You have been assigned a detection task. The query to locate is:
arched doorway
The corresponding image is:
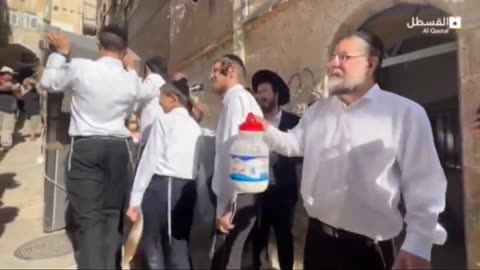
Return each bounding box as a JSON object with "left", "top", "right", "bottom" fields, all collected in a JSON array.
[{"left": 355, "top": 3, "right": 465, "bottom": 269}]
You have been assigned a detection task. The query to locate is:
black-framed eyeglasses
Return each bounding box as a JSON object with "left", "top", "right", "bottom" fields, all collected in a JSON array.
[{"left": 329, "top": 53, "right": 367, "bottom": 62}]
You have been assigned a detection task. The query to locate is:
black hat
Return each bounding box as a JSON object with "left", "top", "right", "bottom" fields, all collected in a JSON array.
[
  {"left": 172, "top": 77, "right": 190, "bottom": 98},
  {"left": 251, "top": 70, "right": 290, "bottom": 106}
]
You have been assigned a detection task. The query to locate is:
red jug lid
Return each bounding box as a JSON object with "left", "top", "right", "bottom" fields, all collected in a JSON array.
[{"left": 239, "top": 113, "right": 264, "bottom": 132}]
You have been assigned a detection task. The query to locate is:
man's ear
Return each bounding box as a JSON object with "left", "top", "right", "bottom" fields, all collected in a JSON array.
[
  {"left": 120, "top": 49, "right": 128, "bottom": 59},
  {"left": 228, "top": 66, "right": 235, "bottom": 79},
  {"left": 369, "top": 57, "right": 379, "bottom": 69}
]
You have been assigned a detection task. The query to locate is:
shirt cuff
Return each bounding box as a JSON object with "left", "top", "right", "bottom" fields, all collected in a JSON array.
[
  {"left": 129, "top": 192, "right": 143, "bottom": 208},
  {"left": 46, "top": 53, "right": 67, "bottom": 68},
  {"left": 400, "top": 231, "right": 434, "bottom": 261},
  {"left": 263, "top": 124, "right": 277, "bottom": 143},
  {"left": 215, "top": 193, "right": 232, "bottom": 219}
]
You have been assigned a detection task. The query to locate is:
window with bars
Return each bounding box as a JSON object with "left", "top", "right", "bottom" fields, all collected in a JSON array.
[
  {"left": 23, "top": 14, "right": 30, "bottom": 28},
  {"left": 29, "top": 15, "right": 37, "bottom": 29},
  {"left": 9, "top": 11, "right": 18, "bottom": 26},
  {"left": 425, "top": 98, "right": 462, "bottom": 171}
]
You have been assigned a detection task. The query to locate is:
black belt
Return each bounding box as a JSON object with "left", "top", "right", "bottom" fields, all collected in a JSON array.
[
  {"left": 153, "top": 175, "right": 192, "bottom": 182},
  {"left": 312, "top": 218, "right": 377, "bottom": 241},
  {"left": 72, "top": 135, "right": 129, "bottom": 141}
]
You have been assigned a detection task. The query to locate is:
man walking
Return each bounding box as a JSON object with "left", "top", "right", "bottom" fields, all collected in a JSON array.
[
  {"left": 251, "top": 69, "right": 300, "bottom": 270},
  {"left": 127, "top": 83, "right": 201, "bottom": 269},
  {"left": 255, "top": 31, "right": 447, "bottom": 270},
  {"left": 40, "top": 24, "right": 158, "bottom": 269},
  {"left": 209, "top": 54, "right": 263, "bottom": 269},
  {"left": 0, "top": 66, "right": 20, "bottom": 151}
]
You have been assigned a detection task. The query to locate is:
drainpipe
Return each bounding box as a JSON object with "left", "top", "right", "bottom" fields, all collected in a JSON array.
[{"left": 232, "top": 0, "right": 246, "bottom": 65}]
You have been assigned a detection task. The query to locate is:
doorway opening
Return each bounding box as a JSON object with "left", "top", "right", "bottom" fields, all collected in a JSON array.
[{"left": 359, "top": 4, "right": 465, "bottom": 269}]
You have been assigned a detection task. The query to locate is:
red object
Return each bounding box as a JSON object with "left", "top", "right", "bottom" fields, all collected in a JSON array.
[{"left": 239, "top": 113, "right": 264, "bottom": 132}]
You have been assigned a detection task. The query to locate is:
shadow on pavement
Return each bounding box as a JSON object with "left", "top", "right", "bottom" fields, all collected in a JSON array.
[
  {"left": 0, "top": 173, "right": 20, "bottom": 239},
  {"left": 0, "top": 206, "right": 19, "bottom": 238}
]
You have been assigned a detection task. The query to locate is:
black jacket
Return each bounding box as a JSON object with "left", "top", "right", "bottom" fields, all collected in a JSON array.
[{"left": 270, "top": 110, "right": 301, "bottom": 201}]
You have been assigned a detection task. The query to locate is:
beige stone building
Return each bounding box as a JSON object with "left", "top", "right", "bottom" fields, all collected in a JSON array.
[
  {"left": 0, "top": 0, "right": 98, "bottom": 61},
  {"left": 98, "top": 0, "right": 480, "bottom": 268}
]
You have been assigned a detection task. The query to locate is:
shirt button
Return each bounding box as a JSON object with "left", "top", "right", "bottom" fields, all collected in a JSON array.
[
  {"left": 307, "top": 196, "right": 314, "bottom": 205},
  {"left": 345, "top": 144, "right": 352, "bottom": 152}
]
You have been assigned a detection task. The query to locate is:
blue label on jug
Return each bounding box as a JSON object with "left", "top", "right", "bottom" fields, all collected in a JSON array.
[{"left": 230, "top": 155, "right": 269, "bottom": 182}]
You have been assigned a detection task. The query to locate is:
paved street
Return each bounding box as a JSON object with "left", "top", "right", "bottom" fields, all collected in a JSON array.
[{"left": 0, "top": 138, "right": 75, "bottom": 269}]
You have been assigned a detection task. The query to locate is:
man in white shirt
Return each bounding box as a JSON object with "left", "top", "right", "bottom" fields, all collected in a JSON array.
[
  {"left": 136, "top": 56, "right": 167, "bottom": 153},
  {"left": 127, "top": 83, "right": 201, "bottom": 269},
  {"left": 209, "top": 54, "right": 263, "bottom": 269},
  {"left": 40, "top": 24, "right": 158, "bottom": 269},
  {"left": 255, "top": 31, "right": 447, "bottom": 270}
]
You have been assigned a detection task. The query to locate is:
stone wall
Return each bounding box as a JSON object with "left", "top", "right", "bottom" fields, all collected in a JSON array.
[
  {"left": 126, "top": 1, "right": 170, "bottom": 62},
  {"left": 99, "top": 0, "right": 480, "bottom": 268},
  {"left": 169, "top": 0, "right": 233, "bottom": 68}
]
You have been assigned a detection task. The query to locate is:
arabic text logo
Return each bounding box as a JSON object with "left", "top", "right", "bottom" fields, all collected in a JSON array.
[{"left": 449, "top": 16, "right": 461, "bottom": 29}]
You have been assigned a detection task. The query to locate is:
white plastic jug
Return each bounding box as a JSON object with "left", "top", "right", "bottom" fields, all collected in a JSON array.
[{"left": 230, "top": 113, "right": 269, "bottom": 194}]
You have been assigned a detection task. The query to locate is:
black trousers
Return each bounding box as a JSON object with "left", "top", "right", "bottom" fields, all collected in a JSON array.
[
  {"left": 66, "top": 136, "right": 133, "bottom": 269},
  {"left": 303, "top": 218, "right": 396, "bottom": 270},
  {"left": 141, "top": 175, "right": 197, "bottom": 270},
  {"left": 252, "top": 185, "right": 297, "bottom": 270},
  {"left": 210, "top": 194, "right": 259, "bottom": 270}
]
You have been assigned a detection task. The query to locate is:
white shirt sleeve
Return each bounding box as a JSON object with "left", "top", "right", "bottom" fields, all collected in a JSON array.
[
  {"left": 263, "top": 108, "right": 310, "bottom": 157},
  {"left": 135, "top": 73, "right": 165, "bottom": 103},
  {"left": 213, "top": 96, "right": 258, "bottom": 218},
  {"left": 129, "top": 118, "right": 166, "bottom": 207},
  {"left": 397, "top": 105, "right": 447, "bottom": 261},
  {"left": 40, "top": 53, "right": 77, "bottom": 93}
]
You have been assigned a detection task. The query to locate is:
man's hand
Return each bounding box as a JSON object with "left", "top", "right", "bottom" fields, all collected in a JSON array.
[
  {"left": 216, "top": 212, "right": 235, "bottom": 234},
  {"left": 46, "top": 33, "right": 71, "bottom": 55},
  {"left": 253, "top": 115, "right": 270, "bottom": 130},
  {"left": 123, "top": 54, "right": 137, "bottom": 71},
  {"left": 192, "top": 101, "right": 205, "bottom": 123},
  {"left": 145, "top": 65, "right": 152, "bottom": 76},
  {"left": 126, "top": 207, "right": 140, "bottom": 223},
  {"left": 392, "top": 250, "right": 431, "bottom": 270}
]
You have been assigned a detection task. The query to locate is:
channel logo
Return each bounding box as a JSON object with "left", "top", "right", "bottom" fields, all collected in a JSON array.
[{"left": 449, "top": 16, "right": 462, "bottom": 29}]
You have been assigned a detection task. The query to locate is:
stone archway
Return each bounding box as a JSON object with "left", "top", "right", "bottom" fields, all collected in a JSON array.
[{"left": 325, "top": 0, "right": 454, "bottom": 55}]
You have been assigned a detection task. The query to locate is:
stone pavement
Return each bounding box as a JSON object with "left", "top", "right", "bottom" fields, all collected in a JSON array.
[{"left": 0, "top": 138, "right": 76, "bottom": 269}]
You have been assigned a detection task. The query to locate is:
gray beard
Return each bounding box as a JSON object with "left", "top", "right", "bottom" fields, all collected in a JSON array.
[
  {"left": 328, "top": 76, "right": 361, "bottom": 96},
  {"left": 330, "top": 87, "right": 354, "bottom": 96}
]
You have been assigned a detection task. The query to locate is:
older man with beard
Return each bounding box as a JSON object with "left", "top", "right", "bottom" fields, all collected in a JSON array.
[{"left": 254, "top": 30, "right": 447, "bottom": 270}]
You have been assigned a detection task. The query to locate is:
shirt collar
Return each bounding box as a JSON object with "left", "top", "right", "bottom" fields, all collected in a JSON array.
[
  {"left": 222, "top": 84, "right": 245, "bottom": 105},
  {"left": 336, "top": 83, "right": 381, "bottom": 109},
  {"left": 272, "top": 110, "right": 282, "bottom": 123},
  {"left": 97, "top": 56, "right": 124, "bottom": 68},
  {"left": 170, "top": 107, "right": 190, "bottom": 116},
  {"left": 363, "top": 83, "right": 381, "bottom": 101}
]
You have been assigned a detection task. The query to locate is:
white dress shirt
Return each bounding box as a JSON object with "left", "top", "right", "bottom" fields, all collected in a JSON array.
[
  {"left": 268, "top": 110, "right": 282, "bottom": 128},
  {"left": 40, "top": 53, "right": 158, "bottom": 137},
  {"left": 212, "top": 84, "right": 264, "bottom": 218},
  {"left": 263, "top": 84, "right": 447, "bottom": 261},
  {"left": 129, "top": 107, "right": 202, "bottom": 207},
  {"left": 136, "top": 74, "right": 166, "bottom": 145}
]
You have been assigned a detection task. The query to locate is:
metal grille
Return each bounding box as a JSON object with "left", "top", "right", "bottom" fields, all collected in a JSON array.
[
  {"left": 14, "top": 232, "right": 73, "bottom": 260},
  {"left": 426, "top": 98, "right": 461, "bottom": 171}
]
